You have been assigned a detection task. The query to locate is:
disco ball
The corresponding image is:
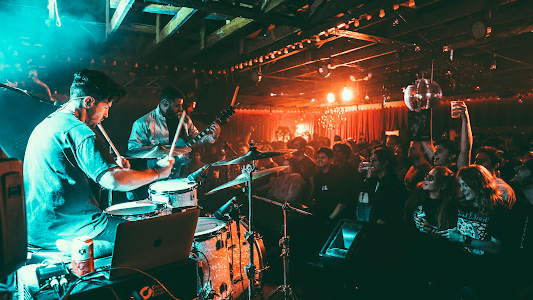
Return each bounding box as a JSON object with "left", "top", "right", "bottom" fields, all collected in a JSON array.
[{"left": 404, "top": 78, "right": 443, "bottom": 111}]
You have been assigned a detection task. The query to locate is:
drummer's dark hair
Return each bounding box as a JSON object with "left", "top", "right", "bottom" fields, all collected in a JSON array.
[
  {"left": 70, "top": 69, "right": 126, "bottom": 103},
  {"left": 161, "top": 86, "right": 185, "bottom": 103}
]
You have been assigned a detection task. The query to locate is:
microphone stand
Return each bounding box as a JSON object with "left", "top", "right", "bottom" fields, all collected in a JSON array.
[
  {"left": 220, "top": 137, "right": 238, "bottom": 157},
  {"left": 0, "top": 83, "right": 60, "bottom": 107}
]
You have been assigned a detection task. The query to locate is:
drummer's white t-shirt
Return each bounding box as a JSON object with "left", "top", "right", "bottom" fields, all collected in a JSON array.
[{"left": 24, "top": 112, "right": 117, "bottom": 250}]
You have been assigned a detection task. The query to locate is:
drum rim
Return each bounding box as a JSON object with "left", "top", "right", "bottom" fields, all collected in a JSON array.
[
  {"left": 149, "top": 179, "right": 197, "bottom": 193},
  {"left": 194, "top": 217, "right": 228, "bottom": 240}
]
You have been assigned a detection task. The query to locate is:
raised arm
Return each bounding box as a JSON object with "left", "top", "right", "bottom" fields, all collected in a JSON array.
[
  {"left": 457, "top": 102, "right": 473, "bottom": 169},
  {"left": 422, "top": 140, "right": 436, "bottom": 162}
]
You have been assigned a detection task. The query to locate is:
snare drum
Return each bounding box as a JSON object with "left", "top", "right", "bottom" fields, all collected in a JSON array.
[
  {"left": 149, "top": 178, "right": 198, "bottom": 208},
  {"left": 192, "top": 217, "right": 266, "bottom": 300},
  {"left": 104, "top": 200, "right": 170, "bottom": 221}
]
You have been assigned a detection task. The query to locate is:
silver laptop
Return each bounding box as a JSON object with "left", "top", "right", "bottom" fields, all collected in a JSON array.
[{"left": 96, "top": 209, "right": 200, "bottom": 280}]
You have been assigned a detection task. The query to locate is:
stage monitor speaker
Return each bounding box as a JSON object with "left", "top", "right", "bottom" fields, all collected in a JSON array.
[
  {"left": 0, "top": 158, "right": 27, "bottom": 279},
  {"left": 319, "top": 219, "right": 363, "bottom": 268},
  {"left": 319, "top": 220, "right": 408, "bottom": 269}
]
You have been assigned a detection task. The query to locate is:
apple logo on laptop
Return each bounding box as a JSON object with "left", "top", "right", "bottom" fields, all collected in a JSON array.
[{"left": 153, "top": 238, "right": 162, "bottom": 248}]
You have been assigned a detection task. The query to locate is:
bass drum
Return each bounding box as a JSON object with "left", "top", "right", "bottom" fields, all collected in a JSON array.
[
  {"left": 228, "top": 218, "right": 267, "bottom": 300},
  {"left": 192, "top": 217, "right": 266, "bottom": 300}
]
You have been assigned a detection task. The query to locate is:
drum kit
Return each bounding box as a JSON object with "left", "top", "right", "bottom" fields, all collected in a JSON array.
[{"left": 102, "top": 140, "right": 310, "bottom": 300}]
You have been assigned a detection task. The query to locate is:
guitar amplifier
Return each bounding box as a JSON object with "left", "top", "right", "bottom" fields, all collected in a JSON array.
[{"left": 68, "top": 258, "right": 197, "bottom": 300}]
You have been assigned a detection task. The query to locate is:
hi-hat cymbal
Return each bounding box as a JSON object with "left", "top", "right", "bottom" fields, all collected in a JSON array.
[
  {"left": 211, "top": 149, "right": 296, "bottom": 166},
  {"left": 125, "top": 144, "right": 191, "bottom": 159},
  {"left": 205, "top": 166, "right": 288, "bottom": 195}
]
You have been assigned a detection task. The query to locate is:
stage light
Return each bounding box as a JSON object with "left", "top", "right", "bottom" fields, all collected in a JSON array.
[
  {"left": 342, "top": 87, "right": 353, "bottom": 101},
  {"left": 317, "top": 62, "right": 330, "bottom": 77},
  {"left": 327, "top": 93, "right": 335, "bottom": 103}
]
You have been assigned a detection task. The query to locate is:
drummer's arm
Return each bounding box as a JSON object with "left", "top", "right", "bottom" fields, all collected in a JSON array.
[{"left": 99, "top": 157, "right": 174, "bottom": 191}]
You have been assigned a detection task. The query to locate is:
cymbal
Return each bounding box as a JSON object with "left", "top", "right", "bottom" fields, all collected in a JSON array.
[
  {"left": 205, "top": 166, "right": 288, "bottom": 195},
  {"left": 125, "top": 144, "right": 192, "bottom": 158},
  {"left": 211, "top": 149, "right": 296, "bottom": 166}
]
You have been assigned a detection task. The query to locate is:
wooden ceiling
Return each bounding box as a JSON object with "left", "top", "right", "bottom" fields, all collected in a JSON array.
[{"left": 3, "top": 0, "right": 533, "bottom": 111}]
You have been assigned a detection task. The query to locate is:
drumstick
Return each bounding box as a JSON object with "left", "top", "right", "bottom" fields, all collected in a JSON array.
[
  {"left": 97, "top": 123, "right": 123, "bottom": 167},
  {"left": 168, "top": 111, "right": 186, "bottom": 160}
]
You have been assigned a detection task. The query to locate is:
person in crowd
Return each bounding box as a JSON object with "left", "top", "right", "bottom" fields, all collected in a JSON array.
[
  {"left": 267, "top": 159, "right": 306, "bottom": 204},
  {"left": 332, "top": 141, "right": 358, "bottom": 176},
  {"left": 422, "top": 101, "right": 473, "bottom": 172},
  {"left": 313, "top": 147, "right": 352, "bottom": 222},
  {"left": 403, "top": 166, "right": 459, "bottom": 292},
  {"left": 440, "top": 165, "right": 510, "bottom": 298},
  {"left": 288, "top": 136, "right": 317, "bottom": 205},
  {"left": 128, "top": 86, "right": 220, "bottom": 178},
  {"left": 304, "top": 145, "right": 316, "bottom": 160},
  {"left": 506, "top": 153, "right": 533, "bottom": 298},
  {"left": 386, "top": 135, "right": 402, "bottom": 152},
  {"left": 256, "top": 144, "right": 279, "bottom": 170},
  {"left": 404, "top": 141, "right": 432, "bottom": 191},
  {"left": 393, "top": 142, "right": 410, "bottom": 181},
  {"left": 474, "top": 146, "right": 516, "bottom": 208},
  {"left": 358, "top": 146, "right": 408, "bottom": 224},
  {"left": 24, "top": 69, "right": 175, "bottom": 252},
  {"left": 405, "top": 166, "right": 459, "bottom": 234},
  {"left": 186, "top": 150, "right": 206, "bottom": 176}
]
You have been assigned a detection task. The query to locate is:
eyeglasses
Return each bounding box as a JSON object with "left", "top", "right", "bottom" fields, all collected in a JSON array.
[{"left": 424, "top": 174, "right": 436, "bottom": 181}]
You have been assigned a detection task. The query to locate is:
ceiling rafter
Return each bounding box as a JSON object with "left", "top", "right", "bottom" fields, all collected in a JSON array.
[
  {"left": 147, "top": 0, "right": 306, "bottom": 27},
  {"left": 107, "top": 0, "right": 135, "bottom": 39}
]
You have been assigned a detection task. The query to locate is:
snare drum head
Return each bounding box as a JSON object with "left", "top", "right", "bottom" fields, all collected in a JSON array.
[
  {"left": 194, "top": 217, "right": 227, "bottom": 238},
  {"left": 105, "top": 201, "right": 161, "bottom": 216},
  {"left": 150, "top": 178, "right": 196, "bottom": 193}
]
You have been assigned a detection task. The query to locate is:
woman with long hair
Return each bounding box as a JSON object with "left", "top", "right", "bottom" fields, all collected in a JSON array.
[
  {"left": 440, "top": 164, "right": 510, "bottom": 299},
  {"left": 441, "top": 164, "right": 506, "bottom": 255},
  {"left": 405, "top": 166, "right": 459, "bottom": 233}
]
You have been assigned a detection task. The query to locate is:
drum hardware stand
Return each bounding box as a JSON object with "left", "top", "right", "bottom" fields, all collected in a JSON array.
[
  {"left": 242, "top": 161, "right": 260, "bottom": 300},
  {"left": 251, "top": 196, "right": 312, "bottom": 300}
]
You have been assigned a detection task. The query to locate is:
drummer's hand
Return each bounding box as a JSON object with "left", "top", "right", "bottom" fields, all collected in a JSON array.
[
  {"left": 155, "top": 157, "right": 175, "bottom": 179},
  {"left": 118, "top": 157, "right": 131, "bottom": 169}
]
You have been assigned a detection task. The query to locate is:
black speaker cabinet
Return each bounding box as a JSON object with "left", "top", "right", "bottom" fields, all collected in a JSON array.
[
  {"left": 0, "top": 158, "right": 27, "bottom": 279},
  {"left": 319, "top": 219, "right": 408, "bottom": 269}
]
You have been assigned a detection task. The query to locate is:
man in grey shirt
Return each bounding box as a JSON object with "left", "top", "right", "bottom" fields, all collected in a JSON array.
[{"left": 24, "top": 69, "right": 174, "bottom": 250}]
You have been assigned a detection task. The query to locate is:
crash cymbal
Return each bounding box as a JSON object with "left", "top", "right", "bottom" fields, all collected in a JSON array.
[
  {"left": 125, "top": 144, "right": 191, "bottom": 158},
  {"left": 205, "top": 166, "right": 288, "bottom": 195},
  {"left": 211, "top": 149, "right": 296, "bottom": 166}
]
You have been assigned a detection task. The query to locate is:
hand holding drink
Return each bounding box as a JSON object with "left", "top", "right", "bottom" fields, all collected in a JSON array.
[{"left": 451, "top": 100, "right": 466, "bottom": 119}]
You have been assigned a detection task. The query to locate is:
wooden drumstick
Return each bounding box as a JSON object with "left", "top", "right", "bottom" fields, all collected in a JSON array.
[
  {"left": 97, "top": 123, "right": 123, "bottom": 167},
  {"left": 168, "top": 111, "right": 186, "bottom": 160}
]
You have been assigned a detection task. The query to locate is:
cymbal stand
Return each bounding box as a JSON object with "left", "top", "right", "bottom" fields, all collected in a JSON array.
[
  {"left": 252, "top": 196, "right": 312, "bottom": 300},
  {"left": 243, "top": 161, "right": 258, "bottom": 300}
]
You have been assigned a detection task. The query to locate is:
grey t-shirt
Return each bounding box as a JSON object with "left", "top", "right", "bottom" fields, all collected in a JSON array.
[{"left": 24, "top": 112, "right": 117, "bottom": 249}]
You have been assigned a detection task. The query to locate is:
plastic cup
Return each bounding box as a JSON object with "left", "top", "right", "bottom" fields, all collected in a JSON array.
[{"left": 451, "top": 100, "right": 462, "bottom": 118}]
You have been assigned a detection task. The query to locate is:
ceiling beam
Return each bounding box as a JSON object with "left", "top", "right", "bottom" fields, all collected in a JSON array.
[
  {"left": 158, "top": 7, "right": 197, "bottom": 44},
  {"left": 179, "top": 0, "right": 288, "bottom": 63},
  {"left": 147, "top": 0, "right": 306, "bottom": 27},
  {"left": 142, "top": 4, "right": 182, "bottom": 14},
  {"left": 333, "top": 29, "right": 415, "bottom": 48},
  {"left": 141, "top": 7, "right": 197, "bottom": 56},
  {"left": 107, "top": 0, "right": 135, "bottom": 39}
]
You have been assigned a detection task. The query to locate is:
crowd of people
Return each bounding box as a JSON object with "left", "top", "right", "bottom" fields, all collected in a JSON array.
[
  {"left": 186, "top": 101, "right": 533, "bottom": 299},
  {"left": 21, "top": 68, "right": 533, "bottom": 299}
]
